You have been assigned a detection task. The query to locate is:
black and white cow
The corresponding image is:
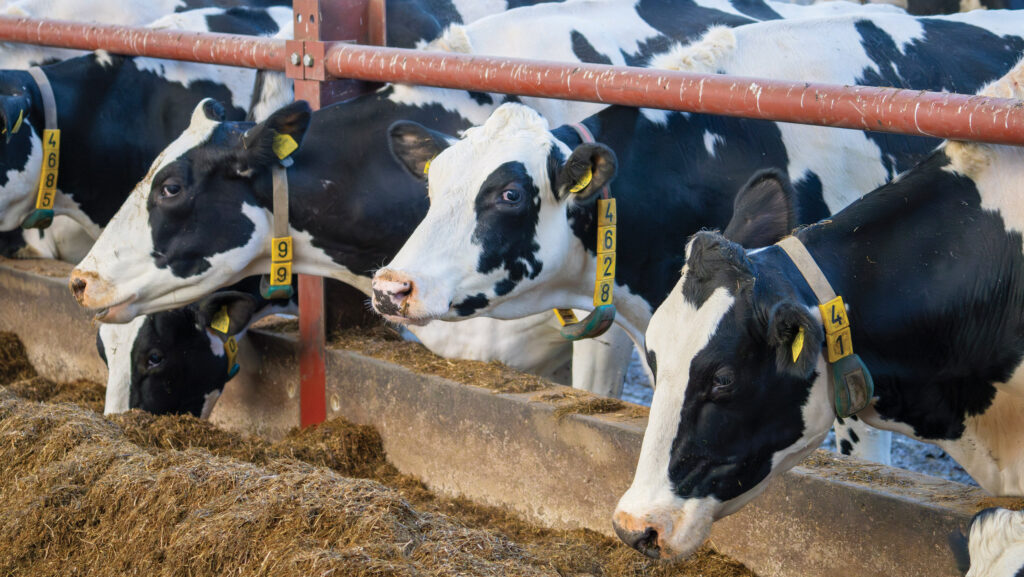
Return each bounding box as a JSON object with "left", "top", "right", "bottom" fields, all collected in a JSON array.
[
  {"left": 611, "top": 59, "right": 1024, "bottom": 559},
  {"left": 0, "top": 6, "right": 294, "bottom": 235},
  {"left": 73, "top": 0, "right": 886, "bottom": 401},
  {"left": 950, "top": 508, "right": 1024, "bottom": 577}
]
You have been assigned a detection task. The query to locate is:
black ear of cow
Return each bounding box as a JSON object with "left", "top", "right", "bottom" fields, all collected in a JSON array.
[
  {"left": 554, "top": 143, "right": 616, "bottom": 200},
  {"left": 195, "top": 291, "right": 260, "bottom": 338},
  {"left": 238, "top": 100, "right": 313, "bottom": 173},
  {"left": 767, "top": 300, "right": 821, "bottom": 379},
  {"left": 388, "top": 120, "right": 452, "bottom": 181},
  {"left": 724, "top": 169, "right": 798, "bottom": 248},
  {"left": 947, "top": 528, "right": 971, "bottom": 576},
  {"left": 686, "top": 230, "right": 752, "bottom": 282},
  {"left": 0, "top": 92, "right": 30, "bottom": 144}
]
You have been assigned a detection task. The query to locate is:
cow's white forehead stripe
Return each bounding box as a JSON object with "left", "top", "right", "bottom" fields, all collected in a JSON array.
[
  {"left": 100, "top": 316, "right": 145, "bottom": 415},
  {"left": 619, "top": 284, "right": 734, "bottom": 512}
]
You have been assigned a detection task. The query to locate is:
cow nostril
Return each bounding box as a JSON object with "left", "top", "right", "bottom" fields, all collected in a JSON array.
[
  {"left": 71, "top": 277, "right": 87, "bottom": 299},
  {"left": 636, "top": 527, "right": 659, "bottom": 555}
]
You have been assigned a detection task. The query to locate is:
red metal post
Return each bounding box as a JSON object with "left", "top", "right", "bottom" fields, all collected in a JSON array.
[{"left": 291, "top": 0, "right": 384, "bottom": 428}]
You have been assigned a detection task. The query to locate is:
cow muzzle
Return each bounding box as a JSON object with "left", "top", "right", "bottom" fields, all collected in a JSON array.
[
  {"left": 68, "top": 269, "right": 138, "bottom": 323},
  {"left": 371, "top": 268, "right": 427, "bottom": 323},
  {"left": 611, "top": 504, "right": 712, "bottom": 561}
]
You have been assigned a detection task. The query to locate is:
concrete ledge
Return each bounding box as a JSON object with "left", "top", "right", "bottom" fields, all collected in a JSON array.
[{"left": 0, "top": 258, "right": 1007, "bottom": 577}]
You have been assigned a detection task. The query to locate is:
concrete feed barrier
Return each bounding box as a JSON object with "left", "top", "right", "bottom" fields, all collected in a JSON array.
[{"left": 0, "top": 257, "right": 1013, "bottom": 577}]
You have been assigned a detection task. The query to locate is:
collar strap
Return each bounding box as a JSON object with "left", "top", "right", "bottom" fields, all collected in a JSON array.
[
  {"left": 552, "top": 122, "right": 617, "bottom": 340},
  {"left": 776, "top": 235, "right": 874, "bottom": 418},
  {"left": 21, "top": 67, "right": 59, "bottom": 230},
  {"left": 259, "top": 132, "right": 298, "bottom": 300}
]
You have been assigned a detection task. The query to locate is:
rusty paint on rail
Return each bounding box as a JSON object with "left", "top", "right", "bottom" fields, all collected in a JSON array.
[{"left": 0, "top": 16, "right": 1022, "bottom": 145}]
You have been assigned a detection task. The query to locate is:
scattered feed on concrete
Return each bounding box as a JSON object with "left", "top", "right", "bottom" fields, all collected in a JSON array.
[
  {"left": 327, "top": 327, "right": 550, "bottom": 394},
  {"left": 0, "top": 255, "right": 72, "bottom": 278},
  {"left": 1, "top": 332, "right": 105, "bottom": 412},
  {"left": 0, "top": 331, "right": 756, "bottom": 577},
  {"left": 533, "top": 389, "right": 629, "bottom": 419},
  {"left": 802, "top": 450, "right": 914, "bottom": 488}
]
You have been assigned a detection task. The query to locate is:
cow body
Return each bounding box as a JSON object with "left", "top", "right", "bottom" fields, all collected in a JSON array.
[
  {"left": 952, "top": 508, "right": 1024, "bottom": 577},
  {"left": 612, "top": 59, "right": 1024, "bottom": 560}
]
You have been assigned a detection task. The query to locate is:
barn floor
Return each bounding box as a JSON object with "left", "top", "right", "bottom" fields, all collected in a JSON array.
[{"left": 0, "top": 332, "right": 755, "bottom": 577}]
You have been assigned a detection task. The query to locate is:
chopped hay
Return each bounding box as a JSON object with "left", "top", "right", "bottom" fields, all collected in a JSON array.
[
  {"left": 5, "top": 376, "right": 105, "bottom": 413},
  {"left": 0, "top": 331, "right": 755, "bottom": 577},
  {"left": 0, "top": 332, "right": 36, "bottom": 384},
  {"left": 329, "top": 328, "right": 550, "bottom": 394},
  {"left": 533, "top": 389, "right": 629, "bottom": 419}
]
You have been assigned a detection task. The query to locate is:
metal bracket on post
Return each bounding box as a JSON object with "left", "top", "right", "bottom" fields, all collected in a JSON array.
[{"left": 290, "top": 0, "right": 385, "bottom": 428}]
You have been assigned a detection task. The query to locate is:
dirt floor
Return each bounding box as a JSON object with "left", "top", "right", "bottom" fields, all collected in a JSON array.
[{"left": 0, "top": 331, "right": 754, "bottom": 577}]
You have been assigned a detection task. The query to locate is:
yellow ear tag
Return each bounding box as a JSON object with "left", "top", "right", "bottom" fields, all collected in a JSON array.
[
  {"left": 791, "top": 326, "right": 805, "bottom": 363},
  {"left": 210, "top": 306, "right": 231, "bottom": 335},
  {"left": 569, "top": 166, "right": 593, "bottom": 194},
  {"left": 423, "top": 158, "right": 431, "bottom": 175},
  {"left": 12, "top": 109, "right": 23, "bottom": 134},
  {"left": 272, "top": 132, "right": 299, "bottom": 161}
]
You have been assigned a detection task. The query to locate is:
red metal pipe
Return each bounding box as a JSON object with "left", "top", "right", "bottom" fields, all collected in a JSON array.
[
  {"left": 0, "top": 16, "right": 286, "bottom": 70},
  {"left": 0, "top": 16, "right": 1021, "bottom": 145},
  {"left": 323, "top": 43, "right": 1024, "bottom": 146}
]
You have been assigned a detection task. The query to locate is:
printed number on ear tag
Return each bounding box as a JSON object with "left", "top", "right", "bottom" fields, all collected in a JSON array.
[
  {"left": 271, "top": 261, "right": 292, "bottom": 286},
  {"left": 819, "top": 296, "right": 849, "bottom": 335},
  {"left": 597, "top": 198, "right": 616, "bottom": 226},
  {"left": 36, "top": 129, "right": 60, "bottom": 210},
  {"left": 791, "top": 326, "right": 805, "bottom": 363},
  {"left": 210, "top": 306, "right": 231, "bottom": 335},
  {"left": 594, "top": 279, "right": 613, "bottom": 307},
  {"left": 597, "top": 225, "right": 616, "bottom": 254},
  {"left": 272, "top": 236, "right": 292, "bottom": 263},
  {"left": 825, "top": 326, "right": 852, "bottom": 363},
  {"left": 596, "top": 253, "right": 616, "bottom": 282}
]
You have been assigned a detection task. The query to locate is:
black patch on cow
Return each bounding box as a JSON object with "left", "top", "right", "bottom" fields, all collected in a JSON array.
[
  {"left": 631, "top": 0, "right": 758, "bottom": 67},
  {"left": 470, "top": 161, "right": 544, "bottom": 301},
  {"left": 0, "top": 228, "right": 26, "bottom": 256},
  {"left": 0, "top": 70, "right": 37, "bottom": 189},
  {"left": 839, "top": 439, "right": 853, "bottom": 455},
  {"left": 372, "top": 288, "right": 404, "bottom": 317},
  {"left": 205, "top": 7, "right": 279, "bottom": 36},
  {"left": 468, "top": 91, "right": 494, "bottom": 106},
  {"left": 571, "top": 31, "right": 612, "bottom": 65},
  {"left": 95, "top": 330, "right": 106, "bottom": 365},
  {"left": 502, "top": 94, "right": 523, "bottom": 104},
  {"left": 855, "top": 19, "right": 1024, "bottom": 176},
  {"left": 454, "top": 293, "right": 490, "bottom": 316},
  {"left": 128, "top": 307, "right": 227, "bottom": 417},
  {"left": 848, "top": 429, "right": 860, "bottom": 444},
  {"left": 494, "top": 279, "right": 516, "bottom": 296},
  {"left": 179, "top": 0, "right": 288, "bottom": 10},
  {"left": 792, "top": 172, "right": 831, "bottom": 225},
  {"left": 645, "top": 348, "right": 657, "bottom": 378},
  {"left": 507, "top": 0, "right": 565, "bottom": 7},
  {"left": 728, "top": 0, "right": 781, "bottom": 21}
]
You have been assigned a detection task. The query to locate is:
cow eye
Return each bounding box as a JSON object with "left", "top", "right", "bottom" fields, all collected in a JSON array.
[
  {"left": 500, "top": 188, "right": 522, "bottom": 203},
  {"left": 711, "top": 367, "right": 734, "bottom": 400},
  {"left": 147, "top": 351, "right": 164, "bottom": 368},
  {"left": 160, "top": 181, "right": 182, "bottom": 198}
]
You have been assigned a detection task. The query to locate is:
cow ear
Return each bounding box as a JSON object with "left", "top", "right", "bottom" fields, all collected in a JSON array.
[
  {"left": 388, "top": 120, "right": 453, "bottom": 181},
  {"left": 724, "top": 169, "right": 798, "bottom": 248},
  {"left": 0, "top": 92, "right": 30, "bottom": 144},
  {"left": 767, "top": 301, "right": 821, "bottom": 379},
  {"left": 237, "top": 100, "right": 313, "bottom": 175},
  {"left": 555, "top": 143, "right": 616, "bottom": 200},
  {"left": 195, "top": 291, "right": 260, "bottom": 337},
  {"left": 686, "top": 230, "right": 752, "bottom": 281}
]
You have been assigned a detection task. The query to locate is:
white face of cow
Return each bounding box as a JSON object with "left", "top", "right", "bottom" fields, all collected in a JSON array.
[
  {"left": 372, "top": 103, "right": 616, "bottom": 324},
  {"left": 69, "top": 100, "right": 311, "bottom": 322},
  {"left": 613, "top": 232, "right": 835, "bottom": 560}
]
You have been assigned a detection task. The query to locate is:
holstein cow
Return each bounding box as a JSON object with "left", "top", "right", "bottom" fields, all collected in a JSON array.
[
  {"left": 369, "top": 10, "right": 1024, "bottom": 463},
  {"left": 0, "top": 6, "right": 294, "bottom": 235},
  {"left": 611, "top": 59, "right": 1024, "bottom": 560},
  {"left": 950, "top": 508, "right": 1024, "bottom": 577},
  {"left": 72, "top": 0, "right": 865, "bottom": 400}
]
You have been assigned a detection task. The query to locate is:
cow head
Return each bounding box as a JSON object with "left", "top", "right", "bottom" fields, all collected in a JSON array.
[
  {"left": 98, "top": 290, "right": 260, "bottom": 418},
  {"left": 69, "top": 99, "right": 311, "bottom": 322},
  {"left": 372, "top": 103, "right": 616, "bottom": 324},
  {"left": 0, "top": 70, "right": 43, "bottom": 231},
  {"left": 613, "top": 173, "right": 830, "bottom": 560}
]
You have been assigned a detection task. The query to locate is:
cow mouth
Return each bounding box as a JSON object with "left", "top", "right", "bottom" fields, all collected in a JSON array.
[{"left": 93, "top": 295, "right": 138, "bottom": 323}]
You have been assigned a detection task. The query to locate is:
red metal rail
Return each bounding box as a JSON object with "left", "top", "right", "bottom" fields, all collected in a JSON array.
[{"left": 0, "top": 15, "right": 1022, "bottom": 145}]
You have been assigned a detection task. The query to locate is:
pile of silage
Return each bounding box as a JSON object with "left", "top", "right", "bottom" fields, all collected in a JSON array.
[{"left": 0, "top": 330, "right": 754, "bottom": 577}]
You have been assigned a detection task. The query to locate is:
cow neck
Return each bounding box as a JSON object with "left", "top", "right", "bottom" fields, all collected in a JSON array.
[
  {"left": 20, "top": 67, "right": 59, "bottom": 230},
  {"left": 245, "top": 93, "right": 471, "bottom": 295},
  {"left": 775, "top": 235, "right": 874, "bottom": 419},
  {"left": 785, "top": 151, "right": 1024, "bottom": 455}
]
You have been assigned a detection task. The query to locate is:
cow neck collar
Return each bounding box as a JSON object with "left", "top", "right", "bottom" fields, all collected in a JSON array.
[
  {"left": 776, "top": 235, "right": 874, "bottom": 419},
  {"left": 550, "top": 121, "right": 618, "bottom": 341},
  {"left": 20, "top": 67, "right": 60, "bottom": 230}
]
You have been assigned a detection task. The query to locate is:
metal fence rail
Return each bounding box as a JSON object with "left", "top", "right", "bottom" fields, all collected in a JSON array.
[{"left": 0, "top": 15, "right": 1022, "bottom": 144}]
